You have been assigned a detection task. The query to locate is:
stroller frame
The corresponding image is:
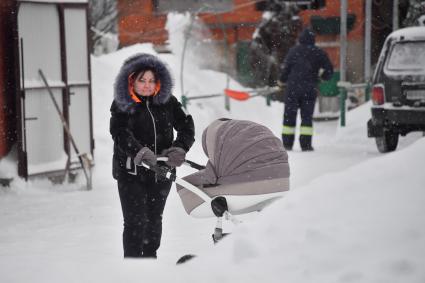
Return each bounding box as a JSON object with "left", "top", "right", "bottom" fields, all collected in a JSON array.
[{"left": 139, "top": 159, "right": 240, "bottom": 241}]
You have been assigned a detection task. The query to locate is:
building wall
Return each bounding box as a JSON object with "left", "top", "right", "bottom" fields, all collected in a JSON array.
[
  {"left": 118, "top": 0, "right": 168, "bottom": 46},
  {"left": 198, "top": 0, "right": 262, "bottom": 44}
]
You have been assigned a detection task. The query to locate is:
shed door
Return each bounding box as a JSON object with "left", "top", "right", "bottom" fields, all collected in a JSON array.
[
  {"left": 18, "top": 3, "right": 67, "bottom": 175},
  {"left": 63, "top": 7, "right": 92, "bottom": 163}
]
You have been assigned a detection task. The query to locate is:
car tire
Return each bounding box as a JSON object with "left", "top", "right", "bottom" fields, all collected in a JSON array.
[{"left": 375, "top": 129, "right": 399, "bottom": 153}]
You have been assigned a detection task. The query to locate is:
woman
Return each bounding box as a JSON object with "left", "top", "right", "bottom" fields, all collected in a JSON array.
[{"left": 110, "top": 53, "right": 195, "bottom": 258}]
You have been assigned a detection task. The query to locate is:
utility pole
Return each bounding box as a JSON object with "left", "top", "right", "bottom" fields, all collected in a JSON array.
[
  {"left": 340, "top": 0, "right": 347, "bottom": 83},
  {"left": 393, "top": 0, "right": 399, "bottom": 30},
  {"left": 364, "top": 0, "right": 372, "bottom": 83},
  {"left": 364, "top": 0, "right": 373, "bottom": 101},
  {"left": 339, "top": 0, "right": 348, "bottom": 126}
]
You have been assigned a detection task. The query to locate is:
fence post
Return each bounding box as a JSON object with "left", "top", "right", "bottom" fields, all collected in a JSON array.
[
  {"left": 365, "top": 81, "right": 371, "bottom": 102},
  {"left": 266, "top": 94, "right": 271, "bottom": 106},
  {"left": 182, "top": 95, "right": 188, "bottom": 109},
  {"left": 339, "top": 88, "right": 346, "bottom": 127},
  {"left": 337, "top": 81, "right": 351, "bottom": 127}
]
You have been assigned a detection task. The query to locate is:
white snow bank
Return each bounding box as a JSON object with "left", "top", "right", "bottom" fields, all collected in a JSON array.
[{"left": 184, "top": 137, "right": 425, "bottom": 283}]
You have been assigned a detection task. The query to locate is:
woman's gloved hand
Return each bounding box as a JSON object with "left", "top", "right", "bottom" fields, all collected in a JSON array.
[
  {"left": 134, "top": 147, "right": 157, "bottom": 167},
  {"left": 161, "top": 147, "right": 186, "bottom": 167}
]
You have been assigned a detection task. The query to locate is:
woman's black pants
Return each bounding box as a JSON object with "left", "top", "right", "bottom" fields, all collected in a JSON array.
[{"left": 117, "top": 173, "right": 172, "bottom": 258}]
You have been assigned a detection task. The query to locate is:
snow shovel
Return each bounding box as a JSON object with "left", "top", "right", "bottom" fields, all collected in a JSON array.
[
  {"left": 224, "top": 87, "right": 281, "bottom": 101},
  {"left": 38, "top": 69, "right": 92, "bottom": 190},
  {"left": 224, "top": 88, "right": 251, "bottom": 101}
]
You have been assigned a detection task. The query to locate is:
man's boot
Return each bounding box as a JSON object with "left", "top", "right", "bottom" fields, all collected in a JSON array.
[
  {"left": 300, "top": 135, "right": 314, "bottom": 151},
  {"left": 282, "top": 134, "right": 295, "bottom": 151}
]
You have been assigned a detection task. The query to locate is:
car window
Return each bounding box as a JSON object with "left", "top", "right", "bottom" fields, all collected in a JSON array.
[{"left": 386, "top": 41, "right": 425, "bottom": 72}]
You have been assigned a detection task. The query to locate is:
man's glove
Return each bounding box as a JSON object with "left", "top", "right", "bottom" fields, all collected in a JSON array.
[
  {"left": 161, "top": 147, "right": 186, "bottom": 167},
  {"left": 134, "top": 147, "right": 157, "bottom": 167}
]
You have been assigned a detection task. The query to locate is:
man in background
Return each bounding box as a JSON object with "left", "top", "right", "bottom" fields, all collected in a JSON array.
[{"left": 279, "top": 28, "right": 333, "bottom": 151}]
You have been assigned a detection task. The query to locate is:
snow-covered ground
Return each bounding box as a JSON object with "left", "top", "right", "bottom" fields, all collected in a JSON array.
[{"left": 1, "top": 14, "right": 424, "bottom": 283}]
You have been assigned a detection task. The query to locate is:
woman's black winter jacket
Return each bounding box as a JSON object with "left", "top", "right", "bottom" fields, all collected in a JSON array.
[{"left": 110, "top": 53, "right": 195, "bottom": 179}]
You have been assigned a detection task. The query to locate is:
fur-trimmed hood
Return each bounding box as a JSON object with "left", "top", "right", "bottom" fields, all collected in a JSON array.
[{"left": 114, "top": 53, "right": 173, "bottom": 112}]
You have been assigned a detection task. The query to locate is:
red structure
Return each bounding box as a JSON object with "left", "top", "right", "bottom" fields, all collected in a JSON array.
[
  {"left": 118, "top": 0, "right": 262, "bottom": 47},
  {"left": 0, "top": 0, "right": 18, "bottom": 158}
]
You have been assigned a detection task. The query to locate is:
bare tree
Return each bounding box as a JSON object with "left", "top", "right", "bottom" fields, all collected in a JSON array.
[
  {"left": 402, "top": 0, "right": 425, "bottom": 26},
  {"left": 249, "top": 1, "right": 301, "bottom": 87},
  {"left": 89, "top": 0, "right": 118, "bottom": 55}
]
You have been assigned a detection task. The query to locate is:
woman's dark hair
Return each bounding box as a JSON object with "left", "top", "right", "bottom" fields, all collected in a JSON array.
[{"left": 134, "top": 68, "right": 157, "bottom": 82}]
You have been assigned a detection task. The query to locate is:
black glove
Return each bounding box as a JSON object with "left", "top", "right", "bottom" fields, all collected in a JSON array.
[
  {"left": 161, "top": 147, "right": 186, "bottom": 167},
  {"left": 134, "top": 147, "right": 157, "bottom": 167}
]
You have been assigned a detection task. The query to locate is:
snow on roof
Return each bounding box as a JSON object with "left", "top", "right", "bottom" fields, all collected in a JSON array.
[
  {"left": 18, "top": 0, "right": 88, "bottom": 3},
  {"left": 388, "top": 26, "right": 425, "bottom": 41}
]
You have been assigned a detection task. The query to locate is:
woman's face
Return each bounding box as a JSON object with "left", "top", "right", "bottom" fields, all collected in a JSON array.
[{"left": 134, "top": 70, "right": 156, "bottom": 97}]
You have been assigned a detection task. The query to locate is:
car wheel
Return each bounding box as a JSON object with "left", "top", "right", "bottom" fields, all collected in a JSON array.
[{"left": 375, "top": 130, "right": 399, "bottom": 153}]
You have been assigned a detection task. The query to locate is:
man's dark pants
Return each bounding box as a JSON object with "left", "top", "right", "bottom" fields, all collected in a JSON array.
[{"left": 282, "top": 88, "right": 316, "bottom": 150}]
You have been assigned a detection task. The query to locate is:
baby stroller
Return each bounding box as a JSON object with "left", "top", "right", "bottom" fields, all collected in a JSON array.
[{"left": 146, "top": 118, "right": 290, "bottom": 243}]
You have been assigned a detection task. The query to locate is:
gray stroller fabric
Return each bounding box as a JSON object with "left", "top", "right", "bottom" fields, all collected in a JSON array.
[{"left": 177, "top": 118, "right": 290, "bottom": 215}]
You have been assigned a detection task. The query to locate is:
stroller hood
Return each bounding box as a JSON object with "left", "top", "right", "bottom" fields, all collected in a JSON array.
[{"left": 192, "top": 118, "right": 289, "bottom": 186}]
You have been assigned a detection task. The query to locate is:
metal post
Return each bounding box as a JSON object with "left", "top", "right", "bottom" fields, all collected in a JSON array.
[
  {"left": 393, "top": 0, "right": 399, "bottom": 31},
  {"left": 180, "top": 14, "right": 195, "bottom": 100},
  {"left": 364, "top": 0, "right": 372, "bottom": 81},
  {"left": 364, "top": 0, "right": 372, "bottom": 102},
  {"left": 339, "top": 0, "right": 348, "bottom": 127},
  {"left": 340, "top": 0, "right": 347, "bottom": 82},
  {"left": 215, "top": 13, "right": 231, "bottom": 111}
]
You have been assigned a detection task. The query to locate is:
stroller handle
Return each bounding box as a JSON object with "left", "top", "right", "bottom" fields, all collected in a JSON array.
[
  {"left": 156, "top": 157, "right": 206, "bottom": 170},
  {"left": 140, "top": 162, "right": 211, "bottom": 202}
]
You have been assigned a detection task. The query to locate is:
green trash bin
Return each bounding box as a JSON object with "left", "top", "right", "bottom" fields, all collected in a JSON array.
[
  {"left": 319, "top": 71, "right": 340, "bottom": 97},
  {"left": 315, "top": 71, "right": 340, "bottom": 119}
]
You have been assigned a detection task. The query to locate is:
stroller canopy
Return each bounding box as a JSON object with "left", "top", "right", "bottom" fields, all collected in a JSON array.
[
  {"left": 177, "top": 118, "right": 290, "bottom": 217},
  {"left": 200, "top": 118, "right": 289, "bottom": 184}
]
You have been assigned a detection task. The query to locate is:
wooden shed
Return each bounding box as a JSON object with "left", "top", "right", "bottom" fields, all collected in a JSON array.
[{"left": 0, "top": 0, "right": 93, "bottom": 180}]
